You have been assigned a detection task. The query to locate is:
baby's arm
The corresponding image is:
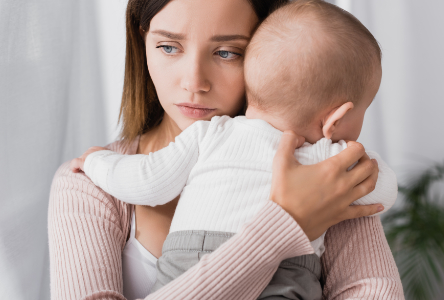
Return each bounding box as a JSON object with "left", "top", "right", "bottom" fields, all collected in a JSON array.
[{"left": 74, "top": 121, "right": 210, "bottom": 206}]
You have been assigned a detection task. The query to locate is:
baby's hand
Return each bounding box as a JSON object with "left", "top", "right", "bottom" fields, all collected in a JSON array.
[{"left": 70, "top": 146, "right": 108, "bottom": 173}]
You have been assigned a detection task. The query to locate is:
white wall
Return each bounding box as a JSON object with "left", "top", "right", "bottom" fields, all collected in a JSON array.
[
  {"left": 0, "top": 1, "right": 108, "bottom": 299},
  {"left": 95, "top": 0, "right": 129, "bottom": 143},
  {"left": 334, "top": 0, "right": 444, "bottom": 186}
]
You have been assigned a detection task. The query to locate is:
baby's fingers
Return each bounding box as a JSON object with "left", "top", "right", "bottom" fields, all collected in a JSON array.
[{"left": 70, "top": 158, "right": 84, "bottom": 173}]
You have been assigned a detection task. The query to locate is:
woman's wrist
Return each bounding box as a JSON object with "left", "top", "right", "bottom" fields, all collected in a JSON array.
[{"left": 245, "top": 201, "right": 314, "bottom": 261}]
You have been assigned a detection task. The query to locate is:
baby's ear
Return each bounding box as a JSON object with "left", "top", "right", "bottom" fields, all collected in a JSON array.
[{"left": 322, "top": 102, "right": 354, "bottom": 139}]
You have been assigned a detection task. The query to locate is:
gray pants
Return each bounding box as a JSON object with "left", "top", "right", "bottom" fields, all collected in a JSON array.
[{"left": 151, "top": 230, "right": 322, "bottom": 299}]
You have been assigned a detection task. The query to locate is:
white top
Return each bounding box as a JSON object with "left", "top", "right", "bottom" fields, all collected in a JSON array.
[
  {"left": 85, "top": 116, "right": 398, "bottom": 257},
  {"left": 122, "top": 212, "right": 158, "bottom": 300}
]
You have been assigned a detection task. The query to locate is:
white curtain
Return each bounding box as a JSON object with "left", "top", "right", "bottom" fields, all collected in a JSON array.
[
  {"left": 333, "top": 0, "right": 444, "bottom": 185},
  {"left": 0, "top": 1, "right": 108, "bottom": 299},
  {"left": 1, "top": 1, "right": 443, "bottom": 299}
]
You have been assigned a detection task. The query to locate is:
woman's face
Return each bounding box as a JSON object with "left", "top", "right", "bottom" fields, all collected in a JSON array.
[{"left": 144, "top": 0, "right": 258, "bottom": 130}]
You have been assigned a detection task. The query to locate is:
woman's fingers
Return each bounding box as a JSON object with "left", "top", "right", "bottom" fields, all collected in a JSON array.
[
  {"left": 270, "top": 131, "right": 305, "bottom": 204},
  {"left": 349, "top": 159, "right": 379, "bottom": 201},
  {"left": 333, "top": 141, "right": 366, "bottom": 170},
  {"left": 270, "top": 135, "right": 384, "bottom": 241},
  {"left": 345, "top": 153, "right": 378, "bottom": 188},
  {"left": 273, "top": 131, "right": 305, "bottom": 167},
  {"left": 342, "top": 204, "right": 383, "bottom": 220}
]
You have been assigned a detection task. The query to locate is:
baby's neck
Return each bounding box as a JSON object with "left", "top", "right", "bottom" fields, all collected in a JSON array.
[
  {"left": 245, "top": 106, "right": 297, "bottom": 133},
  {"left": 244, "top": 106, "right": 322, "bottom": 144}
]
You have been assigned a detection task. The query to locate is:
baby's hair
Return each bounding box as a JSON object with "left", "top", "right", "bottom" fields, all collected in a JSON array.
[{"left": 245, "top": 0, "right": 382, "bottom": 126}]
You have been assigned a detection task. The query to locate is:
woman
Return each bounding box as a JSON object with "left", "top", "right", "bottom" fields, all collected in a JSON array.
[{"left": 48, "top": 0, "right": 404, "bottom": 299}]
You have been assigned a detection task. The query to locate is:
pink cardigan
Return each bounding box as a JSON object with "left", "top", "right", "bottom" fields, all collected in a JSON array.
[{"left": 48, "top": 138, "right": 404, "bottom": 300}]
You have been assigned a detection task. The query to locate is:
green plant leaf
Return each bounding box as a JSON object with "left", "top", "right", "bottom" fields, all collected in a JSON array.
[{"left": 383, "top": 161, "right": 444, "bottom": 300}]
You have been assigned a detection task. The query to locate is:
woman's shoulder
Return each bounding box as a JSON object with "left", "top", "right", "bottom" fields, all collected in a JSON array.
[
  {"left": 48, "top": 137, "right": 140, "bottom": 235},
  {"left": 106, "top": 136, "right": 140, "bottom": 155}
]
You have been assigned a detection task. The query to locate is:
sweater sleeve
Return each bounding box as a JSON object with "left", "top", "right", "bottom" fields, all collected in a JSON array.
[
  {"left": 83, "top": 121, "right": 210, "bottom": 206},
  {"left": 49, "top": 150, "right": 313, "bottom": 300},
  {"left": 321, "top": 216, "right": 404, "bottom": 299},
  {"left": 143, "top": 201, "right": 314, "bottom": 300},
  {"left": 48, "top": 161, "right": 132, "bottom": 300}
]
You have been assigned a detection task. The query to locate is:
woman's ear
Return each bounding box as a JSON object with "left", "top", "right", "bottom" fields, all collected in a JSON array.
[{"left": 322, "top": 102, "right": 354, "bottom": 139}]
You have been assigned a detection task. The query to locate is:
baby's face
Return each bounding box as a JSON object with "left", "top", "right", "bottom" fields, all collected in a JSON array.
[{"left": 329, "top": 66, "right": 382, "bottom": 142}]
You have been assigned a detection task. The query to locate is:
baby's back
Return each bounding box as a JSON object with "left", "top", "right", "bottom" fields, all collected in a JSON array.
[
  {"left": 170, "top": 117, "right": 279, "bottom": 234},
  {"left": 169, "top": 116, "right": 345, "bottom": 235}
]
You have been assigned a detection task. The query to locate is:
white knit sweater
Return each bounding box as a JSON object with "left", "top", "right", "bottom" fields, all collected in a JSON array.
[{"left": 84, "top": 116, "right": 398, "bottom": 256}]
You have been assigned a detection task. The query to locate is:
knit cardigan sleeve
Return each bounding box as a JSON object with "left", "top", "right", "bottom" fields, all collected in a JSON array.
[
  {"left": 48, "top": 139, "right": 313, "bottom": 300},
  {"left": 48, "top": 139, "right": 404, "bottom": 300},
  {"left": 48, "top": 140, "right": 135, "bottom": 300},
  {"left": 321, "top": 216, "right": 405, "bottom": 299}
]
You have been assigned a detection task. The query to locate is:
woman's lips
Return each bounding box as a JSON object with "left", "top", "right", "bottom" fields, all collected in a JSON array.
[{"left": 175, "top": 103, "right": 216, "bottom": 119}]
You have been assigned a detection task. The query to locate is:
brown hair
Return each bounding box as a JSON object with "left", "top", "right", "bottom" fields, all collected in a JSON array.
[
  {"left": 119, "top": 0, "right": 289, "bottom": 145},
  {"left": 245, "top": 0, "right": 382, "bottom": 126}
]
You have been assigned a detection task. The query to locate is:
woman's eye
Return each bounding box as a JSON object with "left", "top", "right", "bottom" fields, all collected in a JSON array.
[
  {"left": 157, "top": 45, "right": 178, "bottom": 54},
  {"left": 216, "top": 50, "right": 240, "bottom": 60}
]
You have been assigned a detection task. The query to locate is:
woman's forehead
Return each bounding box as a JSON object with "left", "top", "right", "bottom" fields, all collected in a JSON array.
[{"left": 149, "top": 0, "right": 258, "bottom": 39}]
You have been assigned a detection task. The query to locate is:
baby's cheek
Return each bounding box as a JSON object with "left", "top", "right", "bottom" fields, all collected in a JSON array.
[
  {"left": 347, "top": 121, "right": 364, "bottom": 141},
  {"left": 333, "top": 119, "right": 363, "bottom": 142}
]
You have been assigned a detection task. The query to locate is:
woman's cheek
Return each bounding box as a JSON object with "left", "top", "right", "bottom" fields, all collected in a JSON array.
[
  {"left": 147, "top": 55, "right": 179, "bottom": 105},
  {"left": 220, "top": 67, "right": 246, "bottom": 115}
]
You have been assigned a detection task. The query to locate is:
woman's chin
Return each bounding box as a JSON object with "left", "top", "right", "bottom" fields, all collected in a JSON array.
[
  {"left": 175, "top": 113, "right": 219, "bottom": 130},
  {"left": 175, "top": 117, "right": 203, "bottom": 131}
]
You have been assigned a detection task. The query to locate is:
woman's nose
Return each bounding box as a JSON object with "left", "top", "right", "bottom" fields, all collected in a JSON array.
[{"left": 180, "top": 55, "right": 211, "bottom": 94}]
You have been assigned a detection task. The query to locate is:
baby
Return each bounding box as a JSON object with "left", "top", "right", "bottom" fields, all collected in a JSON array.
[{"left": 72, "top": 1, "right": 397, "bottom": 299}]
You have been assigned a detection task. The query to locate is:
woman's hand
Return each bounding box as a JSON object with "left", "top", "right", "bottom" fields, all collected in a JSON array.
[
  {"left": 70, "top": 146, "right": 108, "bottom": 173},
  {"left": 270, "top": 131, "right": 382, "bottom": 241}
]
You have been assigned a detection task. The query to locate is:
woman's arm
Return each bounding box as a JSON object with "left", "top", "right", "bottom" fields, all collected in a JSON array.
[
  {"left": 271, "top": 132, "right": 404, "bottom": 299},
  {"left": 48, "top": 161, "right": 131, "bottom": 300},
  {"left": 49, "top": 161, "right": 312, "bottom": 300},
  {"left": 321, "top": 216, "right": 404, "bottom": 299},
  {"left": 144, "top": 201, "right": 313, "bottom": 300},
  {"left": 49, "top": 133, "right": 392, "bottom": 300},
  {"left": 144, "top": 132, "right": 391, "bottom": 300}
]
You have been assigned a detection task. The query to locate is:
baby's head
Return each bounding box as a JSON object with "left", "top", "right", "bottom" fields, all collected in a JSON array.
[{"left": 244, "top": 0, "right": 382, "bottom": 143}]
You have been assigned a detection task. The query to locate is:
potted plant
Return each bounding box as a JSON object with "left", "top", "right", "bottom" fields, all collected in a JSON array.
[{"left": 383, "top": 163, "right": 444, "bottom": 300}]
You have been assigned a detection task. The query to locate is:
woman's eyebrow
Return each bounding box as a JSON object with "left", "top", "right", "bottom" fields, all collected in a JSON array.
[
  {"left": 151, "top": 30, "right": 186, "bottom": 40},
  {"left": 210, "top": 35, "right": 250, "bottom": 42},
  {"left": 150, "top": 30, "right": 249, "bottom": 42}
]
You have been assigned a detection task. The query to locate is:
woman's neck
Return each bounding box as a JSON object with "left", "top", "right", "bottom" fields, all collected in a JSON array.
[{"left": 137, "top": 113, "right": 182, "bottom": 155}]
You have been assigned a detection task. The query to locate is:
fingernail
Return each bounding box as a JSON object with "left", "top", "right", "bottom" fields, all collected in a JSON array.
[
  {"left": 377, "top": 205, "right": 383, "bottom": 212},
  {"left": 372, "top": 159, "right": 378, "bottom": 166}
]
